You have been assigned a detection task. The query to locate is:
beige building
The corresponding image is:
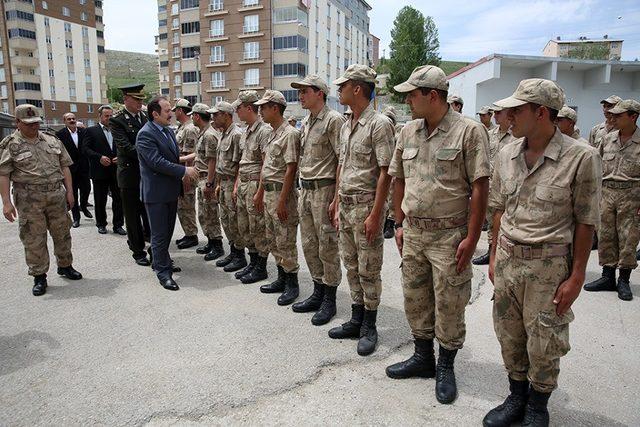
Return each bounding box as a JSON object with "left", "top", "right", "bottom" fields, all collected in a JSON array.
[
  {"left": 0, "top": 0, "right": 108, "bottom": 126},
  {"left": 156, "top": 0, "right": 372, "bottom": 118},
  {"left": 543, "top": 36, "right": 623, "bottom": 61}
]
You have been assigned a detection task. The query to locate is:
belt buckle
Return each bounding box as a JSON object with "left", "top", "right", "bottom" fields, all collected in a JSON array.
[{"left": 521, "top": 246, "right": 532, "bottom": 260}]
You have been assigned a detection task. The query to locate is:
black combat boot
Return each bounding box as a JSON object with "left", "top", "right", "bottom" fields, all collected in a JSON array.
[
  {"left": 521, "top": 389, "right": 551, "bottom": 427},
  {"left": 472, "top": 245, "right": 491, "bottom": 265},
  {"left": 204, "top": 239, "right": 224, "bottom": 261},
  {"left": 277, "top": 272, "right": 299, "bottom": 305},
  {"left": 216, "top": 241, "right": 235, "bottom": 267},
  {"left": 328, "top": 304, "right": 364, "bottom": 339},
  {"left": 383, "top": 218, "right": 395, "bottom": 239},
  {"left": 260, "top": 265, "right": 286, "bottom": 293},
  {"left": 242, "top": 255, "right": 268, "bottom": 284},
  {"left": 292, "top": 281, "right": 324, "bottom": 312},
  {"left": 311, "top": 285, "right": 337, "bottom": 326},
  {"left": 482, "top": 377, "right": 529, "bottom": 427},
  {"left": 435, "top": 347, "right": 458, "bottom": 404},
  {"left": 224, "top": 247, "right": 247, "bottom": 272},
  {"left": 235, "top": 252, "right": 257, "bottom": 279},
  {"left": 57, "top": 265, "right": 83, "bottom": 280},
  {"left": 357, "top": 309, "right": 378, "bottom": 356},
  {"left": 617, "top": 268, "right": 633, "bottom": 301},
  {"left": 177, "top": 235, "right": 198, "bottom": 249},
  {"left": 584, "top": 266, "right": 617, "bottom": 292},
  {"left": 175, "top": 235, "right": 186, "bottom": 245},
  {"left": 386, "top": 338, "right": 436, "bottom": 379},
  {"left": 32, "top": 274, "right": 47, "bottom": 296},
  {"left": 196, "top": 238, "right": 214, "bottom": 254}
]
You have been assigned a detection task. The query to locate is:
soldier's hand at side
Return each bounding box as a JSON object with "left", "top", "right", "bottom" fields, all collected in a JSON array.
[
  {"left": 184, "top": 166, "right": 199, "bottom": 181},
  {"left": 232, "top": 187, "right": 238, "bottom": 205},
  {"left": 363, "top": 212, "right": 380, "bottom": 244},
  {"left": 553, "top": 275, "right": 582, "bottom": 316},
  {"left": 277, "top": 198, "right": 288, "bottom": 223},
  {"left": 99, "top": 156, "right": 111, "bottom": 166},
  {"left": 455, "top": 237, "right": 475, "bottom": 273},
  {"left": 328, "top": 199, "right": 339, "bottom": 230},
  {"left": 66, "top": 191, "right": 75, "bottom": 211},
  {"left": 395, "top": 227, "right": 403, "bottom": 255},
  {"left": 215, "top": 185, "right": 221, "bottom": 200},
  {"left": 488, "top": 256, "right": 495, "bottom": 284},
  {"left": 253, "top": 192, "right": 264, "bottom": 214},
  {"left": 3, "top": 203, "right": 17, "bottom": 222}
]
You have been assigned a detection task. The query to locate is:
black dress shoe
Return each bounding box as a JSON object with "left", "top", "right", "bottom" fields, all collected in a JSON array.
[
  {"left": 160, "top": 278, "right": 179, "bottom": 291},
  {"left": 32, "top": 274, "right": 47, "bottom": 296},
  {"left": 81, "top": 208, "right": 93, "bottom": 218},
  {"left": 57, "top": 266, "right": 83, "bottom": 280},
  {"left": 72, "top": 220, "right": 80, "bottom": 228},
  {"left": 177, "top": 235, "right": 198, "bottom": 249},
  {"left": 135, "top": 257, "right": 151, "bottom": 266},
  {"left": 113, "top": 226, "right": 127, "bottom": 235},
  {"left": 97, "top": 226, "right": 107, "bottom": 234},
  {"left": 172, "top": 265, "right": 182, "bottom": 273}
]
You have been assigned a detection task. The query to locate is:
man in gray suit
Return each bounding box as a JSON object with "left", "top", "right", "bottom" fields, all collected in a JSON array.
[{"left": 137, "top": 96, "right": 198, "bottom": 290}]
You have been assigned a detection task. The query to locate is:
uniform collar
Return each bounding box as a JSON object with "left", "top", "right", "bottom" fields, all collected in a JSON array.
[
  {"left": 247, "top": 119, "right": 263, "bottom": 133},
  {"left": 274, "top": 120, "right": 289, "bottom": 136},
  {"left": 221, "top": 122, "right": 237, "bottom": 138},
  {"left": 512, "top": 127, "right": 563, "bottom": 161},
  {"left": 199, "top": 123, "right": 211, "bottom": 136},
  {"left": 626, "top": 126, "right": 640, "bottom": 144},
  {"left": 356, "top": 103, "right": 376, "bottom": 127},
  {"left": 417, "top": 106, "right": 456, "bottom": 136},
  {"left": 311, "top": 105, "right": 329, "bottom": 121}
]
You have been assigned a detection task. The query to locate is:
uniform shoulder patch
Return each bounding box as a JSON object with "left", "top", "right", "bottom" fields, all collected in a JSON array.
[{"left": 0, "top": 134, "right": 15, "bottom": 149}]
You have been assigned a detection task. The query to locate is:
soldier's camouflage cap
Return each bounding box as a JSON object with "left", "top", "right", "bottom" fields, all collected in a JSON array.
[
  {"left": 254, "top": 90, "right": 287, "bottom": 106},
  {"left": 237, "top": 90, "right": 260, "bottom": 104},
  {"left": 15, "top": 104, "right": 42, "bottom": 124},
  {"left": 171, "top": 98, "right": 191, "bottom": 111},
  {"left": 477, "top": 105, "right": 493, "bottom": 115},
  {"left": 382, "top": 105, "right": 398, "bottom": 123},
  {"left": 494, "top": 78, "right": 565, "bottom": 111},
  {"left": 214, "top": 101, "right": 234, "bottom": 114},
  {"left": 231, "top": 99, "right": 242, "bottom": 110},
  {"left": 394, "top": 65, "right": 448, "bottom": 93},
  {"left": 291, "top": 74, "right": 329, "bottom": 95},
  {"left": 557, "top": 105, "right": 578, "bottom": 122},
  {"left": 608, "top": 99, "right": 640, "bottom": 115},
  {"left": 448, "top": 95, "right": 464, "bottom": 105},
  {"left": 187, "top": 103, "right": 211, "bottom": 115},
  {"left": 334, "top": 64, "right": 377, "bottom": 85},
  {"left": 601, "top": 95, "right": 622, "bottom": 105}
]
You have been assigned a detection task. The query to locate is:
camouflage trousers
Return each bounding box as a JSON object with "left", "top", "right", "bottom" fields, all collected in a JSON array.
[
  {"left": 219, "top": 178, "right": 241, "bottom": 249},
  {"left": 493, "top": 240, "right": 574, "bottom": 393},
  {"left": 339, "top": 200, "right": 384, "bottom": 310},
  {"left": 598, "top": 186, "right": 640, "bottom": 269},
  {"left": 196, "top": 180, "right": 222, "bottom": 240},
  {"left": 401, "top": 225, "right": 472, "bottom": 349},
  {"left": 177, "top": 187, "right": 198, "bottom": 236},
  {"left": 386, "top": 178, "right": 396, "bottom": 220},
  {"left": 264, "top": 187, "right": 299, "bottom": 273},
  {"left": 236, "top": 179, "right": 269, "bottom": 257},
  {"left": 14, "top": 186, "right": 73, "bottom": 276},
  {"left": 299, "top": 185, "right": 341, "bottom": 286}
]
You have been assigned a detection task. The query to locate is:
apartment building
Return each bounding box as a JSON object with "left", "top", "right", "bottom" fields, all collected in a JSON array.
[
  {"left": 156, "top": 0, "right": 371, "bottom": 118},
  {"left": 543, "top": 36, "right": 623, "bottom": 61},
  {"left": 0, "top": 0, "right": 108, "bottom": 125}
]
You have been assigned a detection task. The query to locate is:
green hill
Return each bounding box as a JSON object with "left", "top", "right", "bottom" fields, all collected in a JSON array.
[
  {"left": 440, "top": 60, "right": 470, "bottom": 76},
  {"left": 105, "top": 50, "right": 159, "bottom": 102}
]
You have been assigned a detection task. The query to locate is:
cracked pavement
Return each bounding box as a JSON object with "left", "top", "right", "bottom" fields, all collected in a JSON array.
[{"left": 0, "top": 210, "right": 638, "bottom": 426}]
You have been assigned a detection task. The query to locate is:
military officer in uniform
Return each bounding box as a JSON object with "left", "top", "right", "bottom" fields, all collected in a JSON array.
[
  {"left": 110, "top": 83, "right": 151, "bottom": 266},
  {"left": 588, "top": 95, "right": 622, "bottom": 148},
  {"left": 327, "top": 65, "right": 395, "bottom": 356},
  {"left": 386, "top": 65, "right": 490, "bottom": 405},
  {"left": 484, "top": 79, "right": 601, "bottom": 427},
  {"left": 556, "top": 106, "right": 588, "bottom": 144},
  {"left": 289, "top": 75, "right": 345, "bottom": 325},
  {"left": 477, "top": 105, "right": 495, "bottom": 130},
  {"left": 0, "top": 104, "right": 83, "bottom": 296}
]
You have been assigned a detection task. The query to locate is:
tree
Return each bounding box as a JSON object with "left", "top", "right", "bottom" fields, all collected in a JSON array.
[
  {"left": 106, "top": 85, "right": 123, "bottom": 104},
  {"left": 386, "top": 7, "right": 441, "bottom": 101},
  {"left": 567, "top": 43, "right": 611, "bottom": 60}
]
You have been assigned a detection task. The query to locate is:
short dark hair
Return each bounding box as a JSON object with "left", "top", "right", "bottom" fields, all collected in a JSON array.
[
  {"left": 98, "top": 104, "right": 113, "bottom": 115},
  {"left": 177, "top": 106, "right": 192, "bottom": 115},
  {"left": 529, "top": 103, "right": 558, "bottom": 122},
  {"left": 195, "top": 112, "right": 211, "bottom": 121},
  {"left": 147, "top": 96, "right": 168, "bottom": 119},
  {"left": 242, "top": 103, "right": 259, "bottom": 113},
  {"left": 264, "top": 101, "right": 286, "bottom": 116},
  {"left": 624, "top": 111, "right": 639, "bottom": 121},
  {"left": 353, "top": 81, "right": 375, "bottom": 100},
  {"left": 419, "top": 87, "right": 448, "bottom": 102},
  {"left": 311, "top": 86, "right": 328, "bottom": 102}
]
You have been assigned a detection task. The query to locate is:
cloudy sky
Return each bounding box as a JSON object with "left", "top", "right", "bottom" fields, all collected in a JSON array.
[{"left": 105, "top": 0, "right": 640, "bottom": 61}]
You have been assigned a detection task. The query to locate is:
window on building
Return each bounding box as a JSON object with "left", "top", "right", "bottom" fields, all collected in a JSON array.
[
  {"left": 97, "top": 45, "right": 105, "bottom": 53},
  {"left": 273, "top": 35, "right": 307, "bottom": 52},
  {"left": 210, "top": 45, "right": 225, "bottom": 62},
  {"left": 173, "top": 46, "right": 180, "bottom": 57},
  {"left": 185, "top": 95, "right": 198, "bottom": 105},
  {"left": 173, "top": 32, "right": 179, "bottom": 44},
  {"left": 47, "top": 52, "right": 53, "bottom": 60},
  {"left": 159, "top": 19, "right": 167, "bottom": 27},
  {"left": 172, "top": 18, "right": 179, "bottom": 29},
  {"left": 5, "top": 10, "right": 35, "bottom": 22},
  {"left": 160, "top": 60, "right": 169, "bottom": 67},
  {"left": 70, "top": 103, "right": 77, "bottom": 112},
  {"left": 8, "top": 29, "right": 36, "bottom": 39},
  {"left": 87, "top": 89, "right": 93, "bottom": 99},
  {"left": 211, "top": 71, "right": 225, "bottom": 88},
  {"left": 182, "top": 46, "right": 199, "bottom": 58},
  {"left": 48, "top": 69, "right": 54, "bottom": 77},
  {"left": 84, "top": 43, "right": 90, "bottom": 53},
  {"left": 68, "top": 71, "right": 75, "bottom": 81},
  {"left": 82, "top": 27, "right": 89, "bottom": 37},
  {"left": 13, "top": 82, "right": 41, "bottom": 91},
  {"left": 273, "top": 63, "right": 306, "bottom": 77},
  {"left": 174, "top": 61, "right": 180, "bottom": 71},
  {"left": 273, "top": 7, "right": 307, "bottom": 25},
  {"left": 161, "top": 88, "right": 170, "bottom": 95},
  {"left": 243, "top": 15, "right": 259, "bottom": 33},
  {"left": 70, "top": 87, "right": 76, "bottom": 97},
  {"left": 46, "top": 36, "right": 51, "bottom": 44},
  {"left": 158, "top": 3, "right": 166, "bottom": 12},
  {"left": 42, "top": 1, "right": 48, "bottom": 10},
  {"left": 51, "top": 101, "right": 56, "bottom": 110},
  {"left": 65, "top": 39, "right": 73, "bottom": 48},
  {"left": 84, "top": 59, "right": 90, "bottom": 68},
  {"left": 171, "top": 3, "right": 179, "bottom": 14},
  {"left": 64, "top": 22, "right": 71, "bottom": 32},
  {"left": 210, "top": 0, "right": 223, "bottom": 11},
  {"left": 214, "top": 96, "right": 224, "bottom": 104},
  {"left": 66, "top": 56, "right": 74, "bottom": 64},
  {"left": 62, "top": 6, "right": 70, "bottom": 16},
  {"left": 44, "top": 17, "right": 49, "bottom": 26},
  {"left": 281, "top": 90, "right": 299, "bottom": 103},
  {"left": 85, "top": 74, "right": 92, "bottom": 83},
  {"left": 182, "top": 71, "right": 200, "bottom": 83},
  {"left": 243, "top": 42, "right": 259, "bottom": 60},
  {"left": 244, "top": 68, "right": 259, "bottom": 87},
  {"left": 81, "top": 12, "right": 88, "bottom": 21},
  {"left": 210, "top": 20, "right": 224, "bottom": 37},
  {"left": 174, "top": 74, "right": 181, "bottom": 85},
  {"left": 181, "top": 21, "right": 200, "bottom": 34},
  {"left": 243, "top": 0, "right": 258, "bottom": 6},
  {"left": 180, "top": 0, "right": 199, "bottom": 9},
  {"left": 175, "top": 88, "right": 182, "bottom": 98}
]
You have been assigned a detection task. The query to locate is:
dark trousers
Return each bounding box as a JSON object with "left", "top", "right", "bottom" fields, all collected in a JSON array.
[
  {"left": 121, "top": 187, "right": 149, "bottom": 260},
  {"left": 71, "top": 171, "right": 91, "bottom": 221},
  {"left": 145, "top": 201, "right": 178, "bottom": 280},
  {"left": 93, "top": 175, "right": 123, "bottom": 228}
]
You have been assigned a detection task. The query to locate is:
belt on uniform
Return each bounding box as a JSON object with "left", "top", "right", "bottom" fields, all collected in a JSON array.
[
  {"left": 405, "top": 215, "right": 467, "bottom": 231},
  {"left": 263, "top": 182, "right": 284, "bottom": 192},
  {"left": 300, "top": 178, "right": 335, "bottom": 190},
  {"left": 219, "top": 174, "right": 235, "bottom": 181},
  {"left": 499, "top": 235, "right": 570, "bottom": 260},
  {"left": 339, "top": 192, "right": 376, "bottom": 205},
  {"left": 240, "top": 173, "right": 261, "bottom": 182},
  {"left": 13, "top": 181, "right": 62, "bottom": 192},
  {"left": 602, "top": 180, "right": 640, "bottom": 189}
]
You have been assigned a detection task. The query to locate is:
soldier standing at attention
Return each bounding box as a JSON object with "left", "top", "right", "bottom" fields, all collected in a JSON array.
[
  {"left": 289, "top": 75, "right": 345, "bottom": 325},
  {"left": 556, "top": 106, "right": 589, "bottom": 144},
  {"left": 233, "top": 91, "right": 271, "bottom": 284},
  {"left": 448, "top": 95, "right": 464, "bottom": 113},
  {"left": 381, "top": 105, "right": 401, "bottom": 240},
  {"left": 385, "top": 66, "right": 490, "bottom": 404},
  {"left": 172, "top": 98, "right": 200, "bottom": 249},
  {"left": 255, "top": 90, "right": 301, "bottom": 305},
  {"left": 477, "top": 105, "right": 495, "bottom": 130},
  {"left": 584, "top": 99, "right": 640, "bottom": 301},
  {"left": 588, "top": 95, "right": 622, "bottom": 148},
  {"left": 0, "top": 104, "right": 83, "bottom": 296},
  {"left": 327, "top": 65, "right": 395, "bottom": 356},
  {"left": 483, "top": 79, "right": 601, "bottom": 427}
]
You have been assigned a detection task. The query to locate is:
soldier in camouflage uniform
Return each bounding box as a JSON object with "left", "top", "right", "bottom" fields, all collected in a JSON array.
[
  {"left": 211, "top": 102, "right": 245, "bottom": 272},
  {"left": 584, "top": 99, "right": 640, "bottom": 302},
  {"left": 189, "top": 103, "right": 224, "bottom": 261},
  {"left": 288, "top": 75, "right": 345, "bottom": 325},
  {"left": 172, "top": 98, "right": 200, "bottom": 249},
  {"left": 448, "top": 95, "right": 464, "bottom": 113},
  {"left": 588, "top": 95, "right": 622, "bottom": 148},
  {"left": 556, "top": 106, "right": 589, "bottom": 144},
  {"left": 483, "top": 79, "right": 601, "bottom": 427},
  {"left": 381, "top": 105, "right": 401, "bottom": 239},
  {"left": 0, "top": 104, "right": 83, "bottom": 296},
  {"left": 477, "top": 105, "right": 496, "bottom": 130},
  {"left": 233, "top": 90, "right": 271, "bottom": 284},
  {"left": 327, "top": 65, "right": 395, "bottom": 357},
  {"left": 386, "top": 66, "right": 490, "bottom": 405},
  {"left": 255, "top": 90, "right": 301, "bottom": 305}
]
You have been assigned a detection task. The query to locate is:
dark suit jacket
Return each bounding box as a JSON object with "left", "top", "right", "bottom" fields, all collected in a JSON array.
[
  {"left": 110, "top": 109, "right": 147, "bottom": 189},
  {"left": 56, "top": 127, "right": 90, "bottom": 176},
  {"left": 83, "top": 124, "right": 118, "bottom": 180},
  {"left": 136, "top": 121, "right": 185, "bottom": 204}
]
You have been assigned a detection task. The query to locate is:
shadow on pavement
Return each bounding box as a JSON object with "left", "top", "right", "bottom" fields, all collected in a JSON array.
[
  {"left": 44, "top": 278, "right": 122, "bottom": 300},
  {"left": 0, "top": 331, "right": 60, "bottom": 377}
]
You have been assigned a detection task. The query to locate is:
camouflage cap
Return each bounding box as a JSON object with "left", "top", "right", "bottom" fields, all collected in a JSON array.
[
  {"left": 333, "top": 64, "right": 377, "bottom": 85},
  {"left": 238, "top": 90, "right": 260, "bottom": 104},
  {"left": 187, "top": 103, "right": 211, "bottom": 116},
  {"left": 207, "top": 105, "right": 219, "bottom": 114},
  {"left": 477, "top": 105, "right": 493, "bottom": 115},
  {"left": 491, "top": 103, "right": 505, "bottom": 112},
  {"left": 291, "top": 74, "right": 329, "bottom": 95},
  {"left": 608, "top": 99, "right": 640, "bottom": 115},
  {"left": 494, "top": 78, "right": 565, "bottom": 111},
  {"left": 382, "top": 105, "right": 398, "bottom": 123},
  {"left": 557, "top": 105, "right": 578, "bottom": 122},
  {"left": 601, "top": 95, "right": 622, "bottom": 105},
  {"left": 15, "top": 104, "right": 42, "bottom": 124},
  {"left": 231, "top": 99, "right": 242, "bottom": 110},
  {"left": 448, "top": 95, "right": 464, "bottom": 105},
  {"left": 171, "top": 98, "right": 191, "bottom": 111},
  {"left": 393, "top": 65, "right": 448, "bottom": 93},
  {"left": 214, "top": 101, "right": 234, "bottom": 114},
  {"left": 254, "top": 90, "right": 287, "bottom": 106}
]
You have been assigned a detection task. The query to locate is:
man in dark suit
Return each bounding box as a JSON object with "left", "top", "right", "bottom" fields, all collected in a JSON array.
[
  {"left": 83, "top": 105, "right": 125, "bottom": 235},
  {"left": 56, "top": 112, "right": 92, "bottom": 227},
  {"left": 137, "top": 96, "right": 199, "bottom": 290},
  {"left": 110, "top": 84, "right": 151, "bottom": 266}
]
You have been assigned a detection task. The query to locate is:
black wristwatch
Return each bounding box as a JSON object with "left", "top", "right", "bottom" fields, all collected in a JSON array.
[
  {"left": 394, "top": 222, "right": 403, "bottom": 230},
  {"left": 205, "top": 181, "right": 215, "bottom": 188}
]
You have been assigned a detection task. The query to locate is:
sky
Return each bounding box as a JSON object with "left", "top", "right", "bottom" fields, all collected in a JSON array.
[{"left": 105, "top": 0, "right": 640, "bottom": 62}]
